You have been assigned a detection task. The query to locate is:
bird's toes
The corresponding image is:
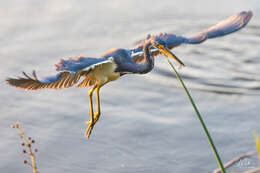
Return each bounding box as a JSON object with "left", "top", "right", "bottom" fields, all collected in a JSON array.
[
  {"left": 84, "top": 120, "right": 96, "bottom": 139},
  {"left": 85, "top": 126, "right": 93, "bottom": 139},
  {"left": 85, "top": 121, "right": 91, "bottom": 125}
]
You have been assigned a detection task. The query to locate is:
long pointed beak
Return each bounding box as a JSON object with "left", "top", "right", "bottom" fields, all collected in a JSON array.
[{"left": 157, "top": 44, "right": 185, "bottom": 67}]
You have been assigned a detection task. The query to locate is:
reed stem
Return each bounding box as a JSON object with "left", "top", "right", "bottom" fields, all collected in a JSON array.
[{"left": 166, "top": 59, "right": 226, "bottom": 173}]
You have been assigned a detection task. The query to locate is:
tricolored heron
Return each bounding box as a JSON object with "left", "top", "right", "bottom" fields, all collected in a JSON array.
[{"left": 6, "top": 11, "right": 252, "bottom": 139}]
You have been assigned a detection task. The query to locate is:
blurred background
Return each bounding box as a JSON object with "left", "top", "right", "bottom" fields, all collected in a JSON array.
[{"left": 0, "top": 0, "right": 259, "bottom": 172}]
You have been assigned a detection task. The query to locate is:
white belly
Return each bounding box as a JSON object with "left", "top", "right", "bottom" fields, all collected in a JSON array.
[{"left": 88, "top": 62, "right": 120, "bottom": 86}]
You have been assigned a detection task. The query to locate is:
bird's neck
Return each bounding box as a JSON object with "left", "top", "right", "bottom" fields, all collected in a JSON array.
[{"left": 137, "top": 42, "right": 154, "bottom": 74}]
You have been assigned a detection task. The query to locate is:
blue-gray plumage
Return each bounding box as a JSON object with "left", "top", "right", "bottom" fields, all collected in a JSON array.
[
  {"left": 7, "top": 38, "right": 165, "bottom": 138},
  {"left": 6, "top": 11, "right": 253, "bottom": 139},
  {"left": 131, "top": 11, "right": 252, "bottom": 63}
]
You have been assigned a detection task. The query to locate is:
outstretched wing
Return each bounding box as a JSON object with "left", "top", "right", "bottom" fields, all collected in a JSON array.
[
  {"left": 6, "top": 56, "right": 113, "bottom": 90},
  {"left": 185, "top": 10, "right": 253, "bottom": 44},
  {"left": 6, "top": 71, "right": 84, "bottom": 90},
  {"left": 131, "top": 11, "right": 253, "bottom": 63}
]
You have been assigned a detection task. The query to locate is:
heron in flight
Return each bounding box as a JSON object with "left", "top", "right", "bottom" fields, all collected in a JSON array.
[{"left": 6, "top": 11, "right": 252, "bottom": 139}]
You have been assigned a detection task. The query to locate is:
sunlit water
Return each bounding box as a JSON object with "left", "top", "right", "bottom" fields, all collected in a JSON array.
[{"left": 1, "top": 1, "right": 260, "bottom": 173}]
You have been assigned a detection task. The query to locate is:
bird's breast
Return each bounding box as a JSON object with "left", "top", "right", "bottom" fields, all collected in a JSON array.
[{"left": 89, "top": 62, "right": 120, "bottom": 85}]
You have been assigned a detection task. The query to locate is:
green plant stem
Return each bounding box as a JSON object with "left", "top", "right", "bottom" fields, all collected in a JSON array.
[{"left": 166, "top": 59, "right": 226, "bottom": 173}]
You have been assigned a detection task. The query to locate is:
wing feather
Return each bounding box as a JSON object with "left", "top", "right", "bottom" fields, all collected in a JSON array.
[
  {"left": 6, "top": 56, "right": 115, "bottom": 90},
  {"left": 6, "top": 54, "right": 115, "bottom": 90},
  {"left": 62, "top": 74, "right": 72, "bottom": 88},
  {"left": 6, "top": 71, "right": 84, "bottom": 90},
  {"left": 77, "top": 77, "right": 95, "bottom": 88},
  {"left": 186, "top": 11, "right": 253, "bottom": 44},
  {"left": 131, "top": 11, "right": 253, "bottom": 63}
]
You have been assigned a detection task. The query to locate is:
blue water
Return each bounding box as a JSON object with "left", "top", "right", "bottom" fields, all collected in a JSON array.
[{"left": 1, "top": 1, "right": 260, "bottom": 173}]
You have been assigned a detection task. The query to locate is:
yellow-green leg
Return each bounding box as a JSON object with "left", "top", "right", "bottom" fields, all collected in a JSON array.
[
  {"left": 85, "top": 86, "right": 102, "bottom": 139},
  {"left": 85, "top": 85, "right": 97, "bottom": 139},
  {"left": 93, "top": 86, "right": 101, "bottom": 122}
]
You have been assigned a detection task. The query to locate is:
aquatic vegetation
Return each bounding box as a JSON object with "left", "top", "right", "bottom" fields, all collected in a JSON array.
[
  {"left": 165, "top": 57, "right": 226, "bottom": 173},
  {"left": 213, "top": 133, "right": 260, "bottom": 173},
  {"left": 254, "top": 132, "right": 260, "bottom": 165},
  {"left": 11, "top": 122, "right": 38, "bottom": 173}
]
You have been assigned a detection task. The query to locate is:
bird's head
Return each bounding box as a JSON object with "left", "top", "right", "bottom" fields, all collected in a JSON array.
[
  {"left": 153, "top": 37, "right": 167, "bottom": 47},
  {"left": 151, "top": 37, "right": 185, "bottom": 67}
]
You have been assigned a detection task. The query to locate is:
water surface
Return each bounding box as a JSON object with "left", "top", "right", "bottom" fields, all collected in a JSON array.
[{"left": 1, "top": 1, "right": 260, "bottom": 173}]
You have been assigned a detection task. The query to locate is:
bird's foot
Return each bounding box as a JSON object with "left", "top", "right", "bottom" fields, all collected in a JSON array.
[
  {"left": 85, "top": 120, "right": 95, "bottom": 139},
  {"left": 84, "top": 113, "right": 100, "bottom": 139}
]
